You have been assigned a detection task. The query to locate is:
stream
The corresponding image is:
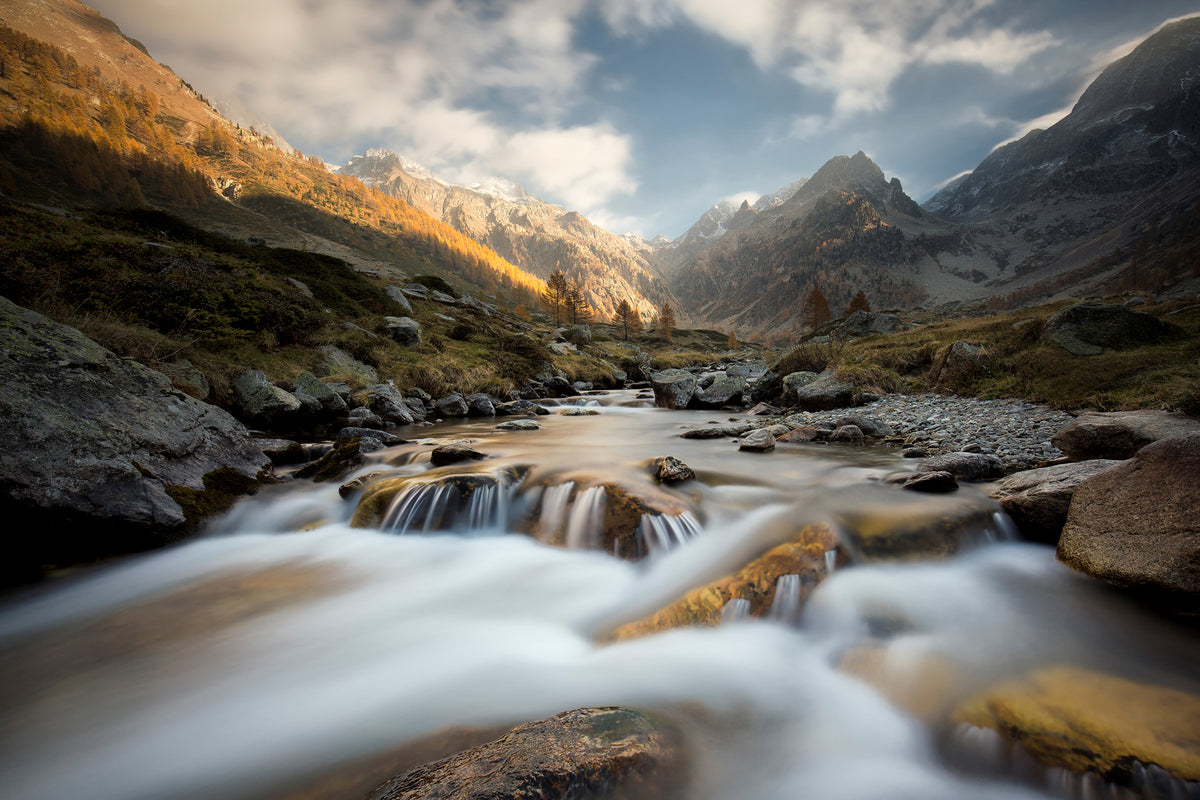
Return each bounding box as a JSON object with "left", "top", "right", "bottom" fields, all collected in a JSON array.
[{"left": 0, "top": 390, "right": 1196, "bottom": 800}]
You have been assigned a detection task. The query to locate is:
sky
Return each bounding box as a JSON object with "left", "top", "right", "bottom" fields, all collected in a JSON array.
[{"left": 90, "top": 0, "right": 1200, "bottom": 239}]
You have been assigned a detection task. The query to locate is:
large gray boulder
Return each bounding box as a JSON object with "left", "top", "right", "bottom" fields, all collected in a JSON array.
[
  {"left": 318, "top": 345, "right": 379, "bottom": 385},
  {"left": 231, "top": 369, "right": 303, "bottom": 428},
  {"left": 988, "top": 460, "right": 1121, "bottom": 543},
  {"left": 1058, "top": 433, "right": 1200, "bottom": 616},
  {"left": 651, "top": 369, "right": 697, "bottom": 409},
  {"left": 692, "top": 373, "right": 746, "bottom": 408},
  {"left": 918, "top": 452, "right": 1006, "bottom": 481},
  {"left": 1052, "top": 410, "right": 1200, "bottom": 460},
  {"left": 1043, "top": 301, "right": 1179, "bottom": 356},
  {"left": 836, "top": 310, "right": 907, "bottom": 338},
  {"left": 779, "top": 371, "right": 819, "bottom": 406},
  {"left": 385, "top": 285, "right": 414, "bottom": 314},
  {"left": 383, "top": 316, "right": 422, "bottom": 346},
  {"left": 0, "top": 297, "right": 270, "bottom": 582},
  {"left": 293, "top": 371, "right": 347, "bottom": 417},
  {"left": 788, "top": 371, "right": 857, "bottom": 411},
  {"left": 351, "top": 383, "right": 415, "bottom": 426}
]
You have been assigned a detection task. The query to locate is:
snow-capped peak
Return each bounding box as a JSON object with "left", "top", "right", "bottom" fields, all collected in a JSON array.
[{"left": 467, "top": 176, "right": 534, "bottom": 204}]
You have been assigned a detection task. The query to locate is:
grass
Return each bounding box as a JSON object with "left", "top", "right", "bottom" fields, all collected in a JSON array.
[{"left": 774, "top": 298, "right": 1200, "bottom": 411}]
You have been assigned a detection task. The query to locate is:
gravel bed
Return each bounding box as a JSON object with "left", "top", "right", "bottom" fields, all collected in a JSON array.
[{"left": 782, "top": 394, "right": 1075, "bottom": 472}]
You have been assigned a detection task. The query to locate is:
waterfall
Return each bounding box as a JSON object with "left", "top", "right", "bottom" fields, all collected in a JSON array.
[
  {"left": 637, "top": 511, "right": 702, "bottom": 553},
  {"left": 537, "top": 481, "right": 576, "bottom": 541},
  {"left": 382, "top": 482, "right": 459, "bottom": 533},
  {"left": 769, "top": 574, "right": 802, "bottom": 624},
  {"left": 565, "top": 486, "right": 607, "bottom": 550},
  {"left": 825, "top": 548, "right": 838, "bottom": 574},
  {"left": 721, "top": 597, "right": 751, "bottom": 623}
]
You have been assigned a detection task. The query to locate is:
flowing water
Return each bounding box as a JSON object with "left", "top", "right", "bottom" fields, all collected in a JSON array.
[{"left": 0, "top": 391, "right": 1196, "bottom": 800}]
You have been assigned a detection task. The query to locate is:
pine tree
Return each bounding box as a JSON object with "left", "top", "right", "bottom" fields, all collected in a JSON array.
[
  {"left": 614, "top": 298, "right": 640, "bottom": 340},
  {"left": 543, "top": 269, "right": 569, "bottom": 325},
  {"left": 657, "top": 302, "right": 676, "bottom": 342},
  {"left": 845, "top": 290, "right": 870, "bottom": 317},
  {"left": 727, "top": 330, "right": 737, "bottom": 350},
  {"left": 566, "top": 278, "right": 590, "bottom": 325},
  {"left": 800, "top": 286, "right": 832, "bottom": 332}
]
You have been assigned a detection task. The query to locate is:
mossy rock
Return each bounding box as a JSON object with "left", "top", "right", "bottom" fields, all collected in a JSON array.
[
  {"left": 952, "top": 666, "right": 1200, "bottom": 786},
  {"left": 610, "top": 523, "right": 839, "bottom": 641},
  {"left": 351, "top": 466, "right": 524, "bottom": 530},
  {"left": 832, "top": 486, "right": 1004, "bottom": 561}
]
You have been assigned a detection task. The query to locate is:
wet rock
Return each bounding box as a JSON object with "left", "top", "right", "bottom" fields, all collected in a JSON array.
[
  {"left": 952, "top": 667, "right": 1200, "bottom": 790},
  {"left": 833, "top": 485, "right": 1003, "bottom": 561},
  {"left": 436, "top": 393, "right": 470, "bottom": 417},
  {"left": 232, "top": 369, "right": 303, "bottom": 428},
  {"left": 681, "top": 423, "right": 753, "bottom": 439},
  {"left": 901, "top": 447, "right": 927, "bottom": 458},
  {"left": 353, "top": 384, "right": 415, "bottom": 426},
  {"left": 295, "top": 437, "right": 383, "bottom": 483},
  {"left": 777, "top": 426, "right": 826, "bottom": 443},
  {"left": 258, "top": 438, "right": 308, "bottom": 466},
  {"left": 572, "top": 381, "right": 593, "bottom": 393},
  {"left": 464, "top": 393, "right": 496, "bottom": 417},
  {"left": 0, "top": 297, "right": 271, "bottom": 581},
  {"left": 830, "top": 425, "right": 865, "bottom": 443},
  {"left": 430, "top": 442, "right": 487, "bottom": 467},
  {"left": 338, "top": 427, "right": 406, "bottom": 446},
  {"left": 338, "top": 471, "right": 392, "bottom": 499},
  {"left": 747, "top": 402, "right": 780, "bottom": 416},
  {"left": 317, "top": 345, "right": 379, "bottom": 386},
  {"left": 749, "top": 370, "right": 782, "bottom": 404},
  {"left": 898, "top": 471, "right": 958, "bottom": 493},
  {"left": 497, "top": 419, "right": 541, "bottom": 431},
  {"left": 402, "top": 397, "right": 427, "bottom": 423},
  {"left": 351, "top": 470, "right": 519, "bottom": 530},
  {"left": 543, "top": 375, "right": 574, "bottom": 398},
  {"left": 739, "top": 429, "right": 776, "bottom": 452},
  {"left": 611, "top": 524, "right": 839, "bottom": 640},
  {"left": 918, "top": 452, "right": 1005, "bottom": 482},
  {"left": 692, "top": 374, "right": 746, "bottom": 408},
  {"left": 495, "top": 399, "right": 546, "bottom": 416},
  {"left": 556, "top": 406, "right": 600, "bottom": 416},
  {"left": 1052, "top": 410, "right": 1200, "bottom": 460},
  {"left": 367, "top": 707, "right": 688, "bottom": 800},
  {"left": 383, "top": 316, "right": 422, "bottom": 346},
  {"left": 651, "top": 369, "right": 698, "bottom": 410},
  {"left": 347, "top": 406, "right": 385, "bottom": 429},
  {"left": 988, "top": 460, "right": 1121, "bottom": 544},
  {"left": 650, "top": 456, "right": 695, "bottom": 484},
  {"left": 1043, "top": 301, "right": 1180, "bottom": 356},
  {"left": 1057, "top": 433, "right": 1200, "bottom": 615}
]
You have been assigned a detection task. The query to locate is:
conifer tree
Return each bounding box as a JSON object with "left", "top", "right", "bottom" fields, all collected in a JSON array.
[
  {"left": 657, "top": 301, "right": 676, "bottom": 342},
  {"left": 800, "top": 286, "right": 831, "bottom": 332},
  {"left": 614, "top": 298, "right": 640, "bottom": 340},
  {"left": 566, "top": 277, "right": 590, "bottom": 325},
  {"left": 543, "top": 269, "right": 569, "bottom": 325},
  {"left": 727, "top": 330, "right": 737, "bottom": 350},
  {"left": 846, "top": 290, "right": 870, "bottom": 317}
]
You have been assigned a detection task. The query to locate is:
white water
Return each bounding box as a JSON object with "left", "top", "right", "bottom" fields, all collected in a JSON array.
[{"left": 1, "top": 392, "right": 1196, "bottom": 800}]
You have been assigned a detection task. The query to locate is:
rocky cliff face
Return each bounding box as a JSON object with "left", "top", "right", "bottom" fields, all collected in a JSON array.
[{"left": 341, "top": 151, "right": 680, "bottom": 322}]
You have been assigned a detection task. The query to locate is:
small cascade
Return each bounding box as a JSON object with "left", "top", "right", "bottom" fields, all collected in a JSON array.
[
  {"left": 637, "top": 512, "right": 702, "bottom": 553},
  {"left": 537, "top": 482, "right": 576, "bottom": 541},
  {"left": 565, "top": 486, "right": 607, "bottom": 550},
  {"left": 721, "top": 597, "right": 751, "bottom": 624},
  {"left": 382, "top": 483, "right": 458, "bottom": 534},
  {"left": 463, "top": 482, "right": 509, "bottom": 531},
  {"left": 769, "top": 574, "right": 802, "bottom": 625},
  {"left": 989, "top": 511, "right": 1020, "bottom": 542},
  {"left": 825, "top": 549, "right": 838, "bottom": 574}
]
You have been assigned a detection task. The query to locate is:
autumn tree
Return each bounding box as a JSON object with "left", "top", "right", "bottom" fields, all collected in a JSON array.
[
  {"left": 845, "top": 290, "right": 870, "bottom": 317},
  {"left": 800, "top": 285, "right": 832, "bottom": 332},
  {"left": 613, "top": 298, "right": 640, "bottom": 340},
  {"left": 727, "top": 330, "right": 737, "bottom": 350},
  {"left": 543, "top": 269, "right": 569, "bottom": 325},
  {"left": 566, "top": 277, "right": 591, "bottom": 325},
  {"left": 657, "top": 301, "right": 676, "bottom": 342}
]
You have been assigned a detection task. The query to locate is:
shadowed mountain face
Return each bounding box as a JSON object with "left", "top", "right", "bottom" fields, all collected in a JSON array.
[{"left": 341, "top": 150, "right": 680, "bottom": 324}]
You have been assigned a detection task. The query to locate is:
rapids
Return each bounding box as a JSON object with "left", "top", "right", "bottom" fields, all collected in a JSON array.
[{"left": 0, "top": 391, "right": 1196, "bottom": 800}]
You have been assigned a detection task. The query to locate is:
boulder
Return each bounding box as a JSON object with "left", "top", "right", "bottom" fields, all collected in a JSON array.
[
  {"left": 430, "top": 443, "right": 487, "bottom": 467},
  {"left": 650, "top": 456, "right": 695, "bottom": 484},
  {"left": 543, "top": 375, "right": 574, "bottom": 398},
  {"left": 952, "top": 667, "right": 1200, "bottom": 791},
  {"left": 347, "top": 406, "right": 385, "bottom": 429},
  {"left": 464, "top": 392, "right": 496, "bottom": 417},
  {"left": 564, "top": 324, "right": 592, "bottom": 346},
  {"left": 838, "top": 415, "right": 894, "bottom": 438},
  {"left": 787, "top": 371, "right": 857, "bottom": 411},
  {"left": 1052, "top": 410, "right": 1200, "bottom": 460},
  {"left": 651, "top": 369, "right": 698, "bottom": 409},
  {"left": 1043, "top": 301, "right": 1179, "bottom": 356},
  {"left": 739, "top": 429, "right": 776, "bottom": 452},
  {"left": 898, "top": 471, "right": 958, "bottom": 493},
  {"left": 777, "top": 426, "right": 826, "bottom": 443},
  {"left": 436, "top": 393, "right": 470, "bottom": 418},
  {"left": 382, "top": 316, "right": 422, "bottom": 346},
  {"left": 352, "top": 469, "right": 521, "bottom": 530},
  {"left": 555, "top": 406, "right": 600, "bottom": 416},
  {"left": 750, "top": 370, "right": 783, "bottom": 404},
  {"left": 779, "top": 371, "right": 819, "bottom": 405},
  {"left": 680, "top": 423, "right": 754, "bottom": 440},
  {"left": 1057, "top": 433, "right": 1200, "bottom": 615},
  {"left": 353, "top": 384, "right": 415, "bottom": 426},
  {"left": 829, "top": 424, "right": 865, "bottom": 443},
  {"left": 988, "top": 460, "right": 1121, "bottom": 544},
  {"left": 497, "top": 419, "right": 541, "bottom": 431},
  {"left": 159, "top": 359, "right": 210, "bottom": 400},
  {"left": 317, "top": 345, "right": 379, "bottom": 386},
  {"left": 918, "top": 452, "right": 1006, "bottom": 482},
  {"left": 495, "top": 399, "right": 545, "bottom": 416},
  {"left": 367, "top": 707, "right": 687, "bottom": 800},
  {"left": 293, "top": 371, "right": 348, "bottom": 417},
  {"left": 295, "top": 436, "right": 384, "bottom": 483},
  {"left": 692, "top": 374, "right": 747, "bottom": 408},
  {"left": 231, "top": 369, "right": 303, "bottom": 428},
  {"left": 258, "top": 438, "right": 307, "bottom": 466},
  {"left": 0, "top": 297, "right": 269, "bottom": 581},
  {"left": 747, "top": 402, "right": 780, "bottom": 416},
  {"left": 337, "top": 427, "right": 406, "bottom": 446},
  {"left": 936, "top": 341, "right": 987, "bottom": 381},
  {"left": 402, "top": 283, "right": 430, "bottom": 298},
  {"left": 836, "top": 310, "right": 907, "bottom": 338},
  {"left": 384, "top": 285, "right": 414, "bottom": 314}
]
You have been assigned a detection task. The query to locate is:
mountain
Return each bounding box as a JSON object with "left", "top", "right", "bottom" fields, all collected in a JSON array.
[
  {"left": 340, "top": 149, "right": 680, "bottom": 323},
  {"left": 668, "top": 152, "right": 944, "bottom": 338},
  {"left": 0, "top": 0, "right": 546, "bottom": 306}
]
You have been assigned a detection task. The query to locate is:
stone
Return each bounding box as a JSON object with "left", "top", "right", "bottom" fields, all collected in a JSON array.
[
  {"left": 937, "top": 341, "right": 987, "bottom": 381},
  {"left": 352, "top": 470, "right": 521, "bottom": 530},
  {"left": 347, "top": 406, "right": 385, "bottom": 429},
  {"left": 777, "top": 426, "right": 825, "bottom": 443},
  {"left": 382, "top": 316, "right": 422, "bottom": 346},
  {"left": 464, "top": 393, "right": 496, "bottom": 417},
  {"left": 0, "top": 297, "right": 270, "bottom": 581},
  {"left": 899, "top": 471, "right": 958, "bottom": 493},
  {"left": 1043, "top": 301, "right": 1179, "bottom": 356},
  {"left": 830, "top": 424, "right": 865, "bottom": 443},
  {"left": 159, "top": 359, "right": 210, "bottom": 400},
  {"left": 431, "top": 290, "right": 456, "bottom": 304},
  {"left": 747, "top": 402, "right": 780, "bottom": 416},
  {"left": 1052, "top": 410, "right": 1200, "bottom": 460},
  {"left": 338, "top": 471, "right": 392, "bottom": 499},
  {"left": 430, "top": 443, "right": 487, "bottom": 467},
  {"left": 317, "top": 345, "right": 379, "bottom": 386},
  {"left": 384, "top": 285, "right": 414, "bottom": 314},
  {"left": 739, "top": 429, "right": 776, "bottom": 452},
  {"left": 918, "top": 452, "right": 1006, "bottom": 481},
  {"left": 543, "top": 376, "right": 573, "bottom": 398},
  {"left": 779, "top": 371, "right": 819, "bottom": 405},
  {"left": 750, "top": 370, "right": 783, "bottom": 404},
  {"left": 901, "top": 447, "right": 927, "bottom": 458},
  {"left": 1057, "top": 433, "right": 1200, "bottom": 615},
  {"left": 787, "top": 371, "right": 857, "bottom": 411},
  {"left": 367, "top": 707, "right": 687, "bottom": 800},
  {"left": 231, "top": 369, "right": 303, "bottom": 428},
  {"left": 952, "top": 667, "right": 1200, "bottom": 790},
  {"left": 836, "top": 310, "right": 907, "bottom": 338},
  {"left": 293, "top": 371, "right": 348, "bottom": 417},
  {"left": 402, "top": 283, "right": 430, "bottom": 298},
  {"left": 295, "top": 437, "right": 384, "bottom": 483},
  {"left": 436, "top": 393, "right": 470, "bottom": 417},
  {"left": 258, "top": 438, "right": 307, "bottom": 466},
  {"left": 495, "top": 399, "right": 544, "bottom": 416},
  {"left": 352, "top": 384, "right": 415, "bottom": 426},
  {"left": 681, "top": 423, "right": 753, "bottom": 440},
  {"left": 497, "top": 419, "right": 541, "bottom": 431},
  {"left": 564, "top": 324, "right": 592, "bottom": 346},
  {"left": 692, "top": 374, "right": 747, "bottom": 408},
  {"left": 650, "top": 456, "right": 695, "bottom": 484},
  {"left": 988, "top": 460, "right": 1121, "bottom": 544},
  {"left": 556, "top": 406, "right": 600, "bottom": 416},
  {"left": 650, "top": 369, "right": 698, "bottom": 410},
  {"left": 337, "top": 427, "right": 406, "bottom": 446},
  {"left": 837, "top": 415, "right": 894, "bottom": 438},
  {"left": 548, "top": 341, "right": 578, "bottom": 355}
]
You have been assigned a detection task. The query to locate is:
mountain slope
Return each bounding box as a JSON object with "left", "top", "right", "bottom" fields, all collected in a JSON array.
[{"left": 341, "top": 149, "right": 680, "bottom": 323}]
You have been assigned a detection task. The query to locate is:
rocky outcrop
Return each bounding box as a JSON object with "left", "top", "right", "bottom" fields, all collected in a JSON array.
[
  {"left": 368, "top": 707, "right": 688, "bottom": 800},
  {"left": 232, "top": 369, "right": 303, "bottom": 428},
  {"left": 0, "top": 296, "right": 269, "bottom": 582},
  {"left": 1042, "top": 301, "right": 1179, "bottom": 356},
  {"left": 988, "top": 460, "right": 1120, "bottom": 543},
  {"left": 650, "top": 369, "right": 697, "bottom": 410},
  {"left": 917, "top": 451, "right": 1005, "bottom": 481},
  {"left": 1052, "top": 410, "right": 1200, "bottom": 460},
  {"left": 835, "top": 310, "right": 907, "bottom": 339},
  {"left": 787, "top": 371, "right": 856, "bottom": 411},
  {"left": 692, "top": 373, "right": 746, "bottom": 408},
  {"left": 1057, "top": 433, "right": 1200, "bottom": 615},
  {"left": 382, "top": 316, "right": 421, "bottom": 346},
  {"left": 952, "top": 667, "right": 1200, "bottom": 792}
]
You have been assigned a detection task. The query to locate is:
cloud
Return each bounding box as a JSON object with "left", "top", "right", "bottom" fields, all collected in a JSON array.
[
  {"left": 90, "top": 0, "right": 637, "bottom": 215},
  {"left": 603, "top": 0, "right": 1058, "bottom": 122}
]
